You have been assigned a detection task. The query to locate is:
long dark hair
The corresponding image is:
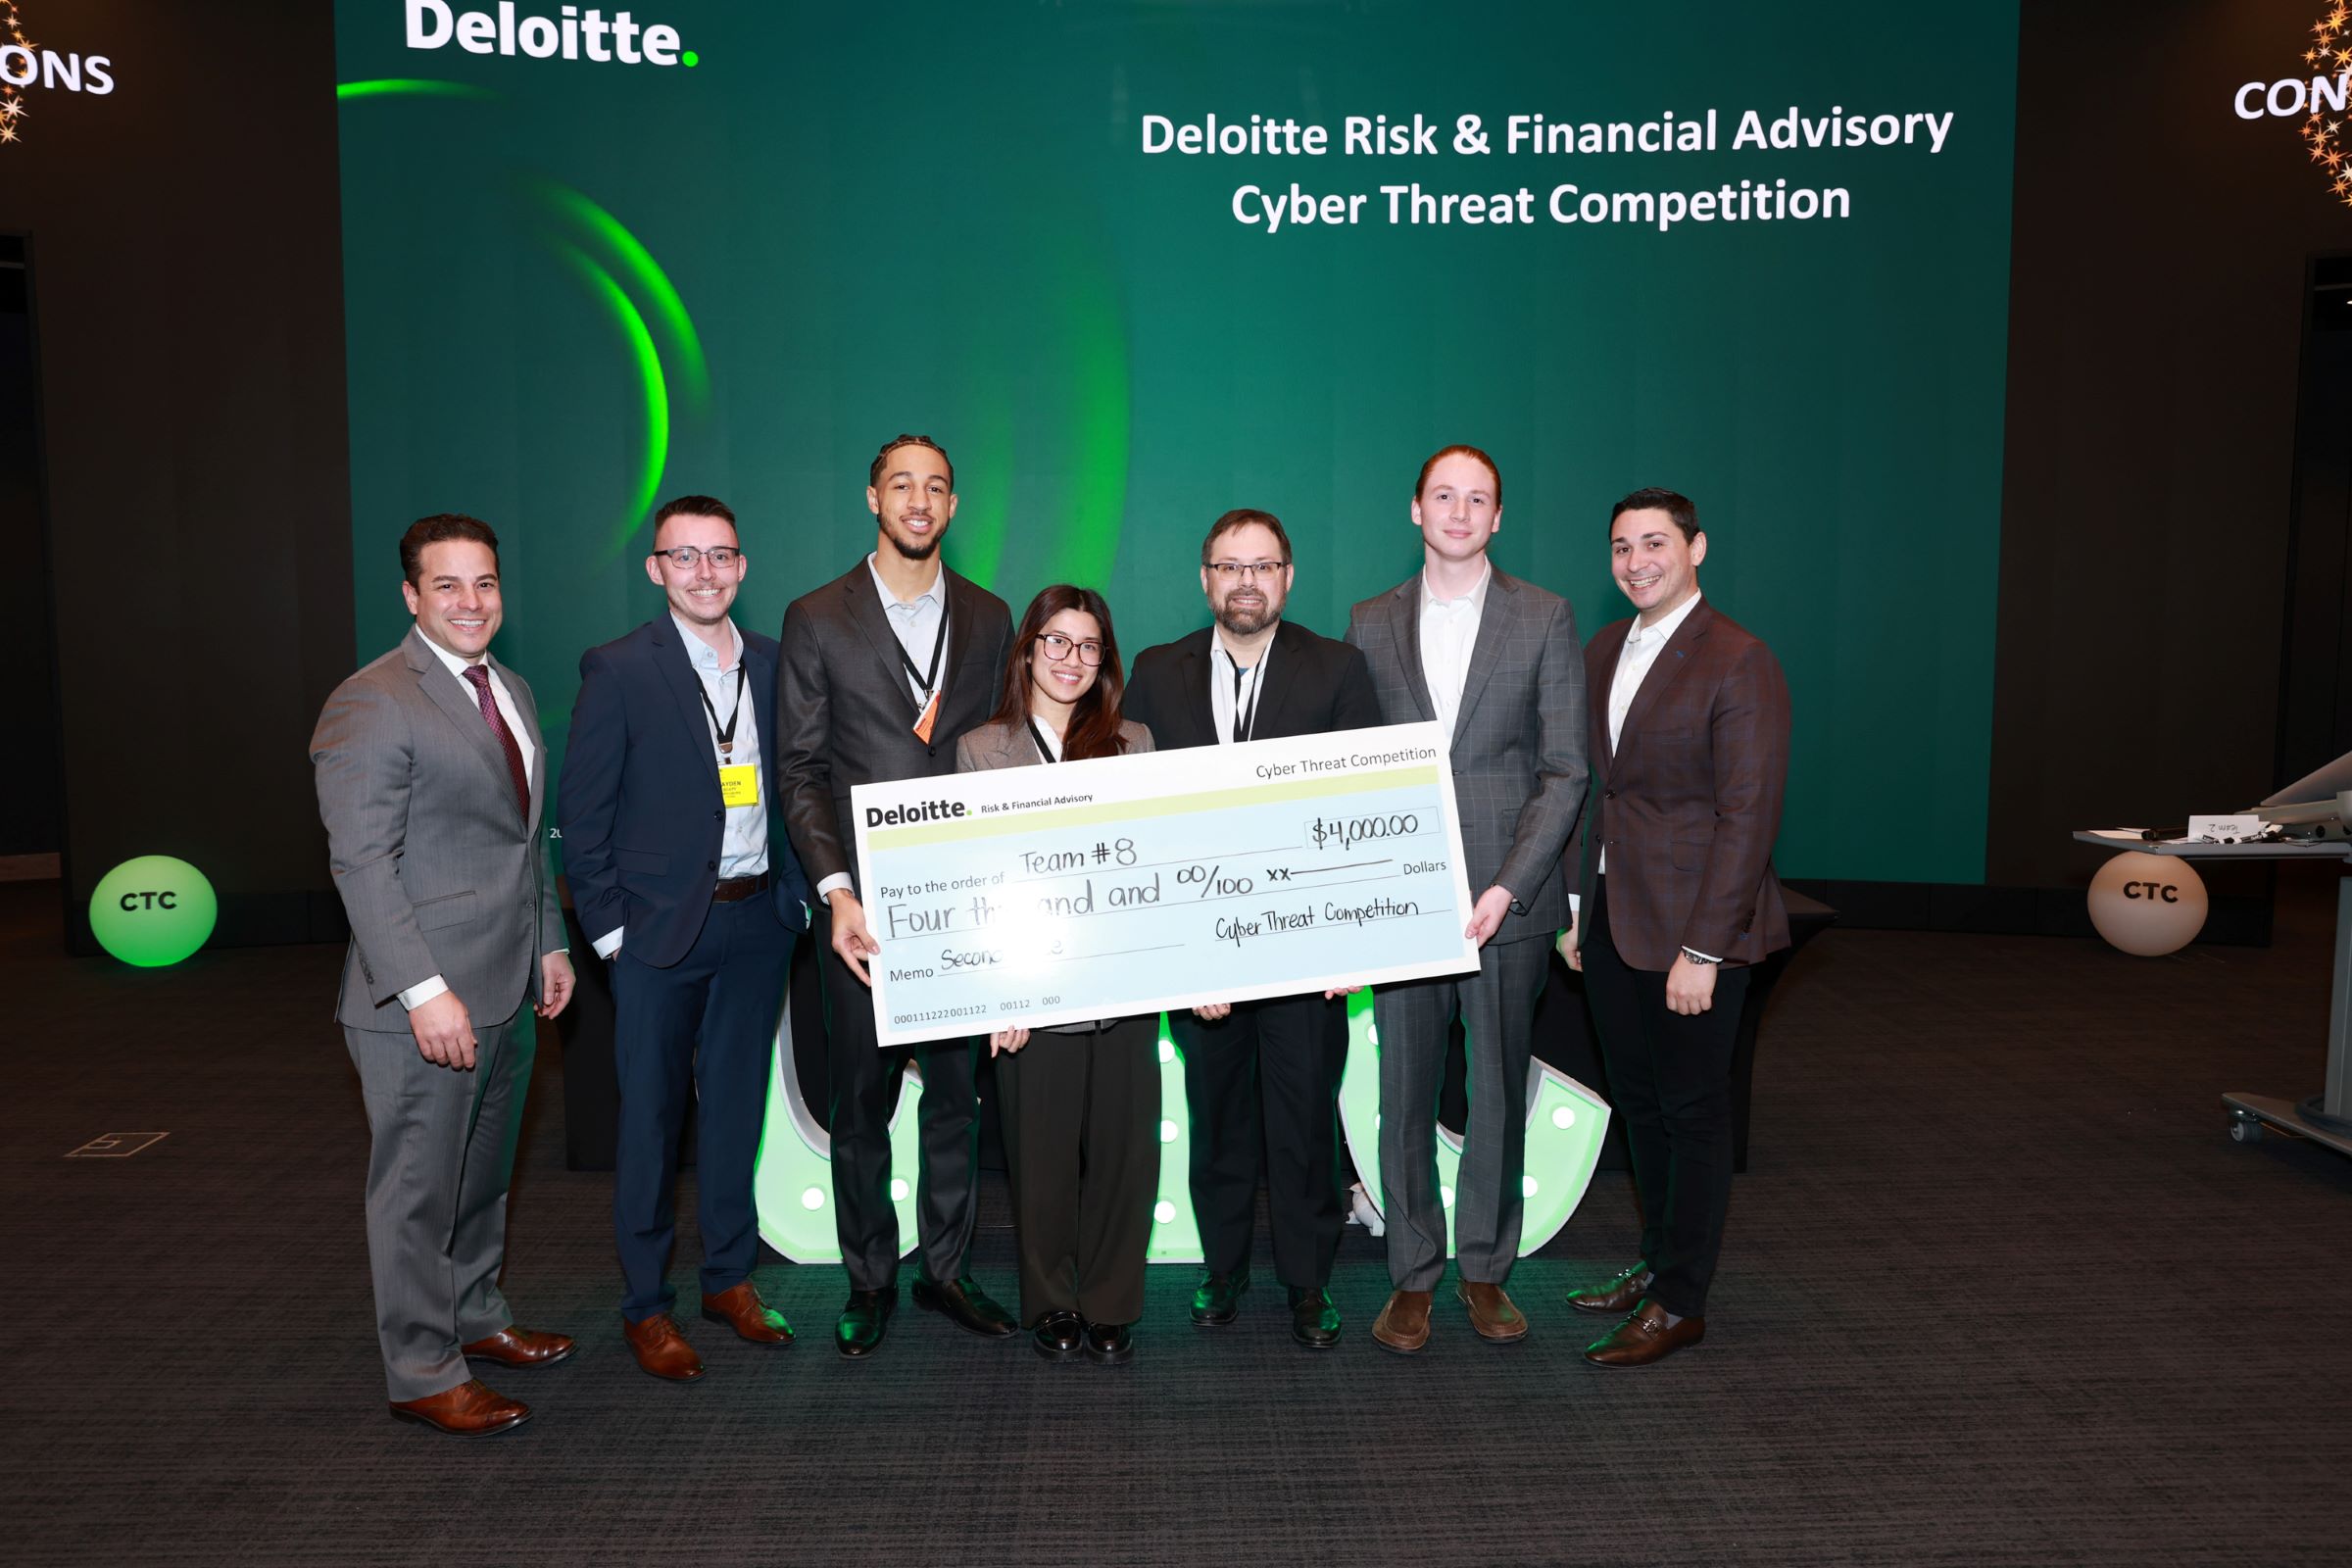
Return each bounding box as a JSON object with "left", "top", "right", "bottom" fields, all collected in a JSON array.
[{"left": 988, "top": 584, "right": 1134, "bottom": 761}]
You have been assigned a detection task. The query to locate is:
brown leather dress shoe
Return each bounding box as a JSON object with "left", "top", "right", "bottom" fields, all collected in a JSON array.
[
  {"left": 388, "top": 1379, "right": 530, "bottom": 1437},
  {"left": 623, "top": 1312, "right": 707, "bottom": 1382},
  {"left": 1566, "top": 1262, "right": 1655, "bottom": 1316},
  {"left": 702, "top": 1281, "right": 793, "bottom": 1346},
  {"left": 1583, "top": 1300, "right": 1705, "bottom": 1367},
  {"left": 1371, "top": 1289, "right": 1433, "bottom": 1354},
  {"left": 461, "top": 1324, "right": 576, "bottom": 1367},
  {"left": 1458, "top": 1281, "right": 1529, "bottom": 1342}
]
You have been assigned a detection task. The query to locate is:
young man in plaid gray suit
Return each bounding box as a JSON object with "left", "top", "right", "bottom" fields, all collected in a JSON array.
[{"left": 1347, "top": 445, "right": 1589, "bottom": 1354}]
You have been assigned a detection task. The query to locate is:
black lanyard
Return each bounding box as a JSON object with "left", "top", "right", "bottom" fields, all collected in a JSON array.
[
  {"left": 898, "top": 605, "right": 949, "bottom": 705},
  {"left": 1231, "top": 662, "right": 1260, "bottom": 744},
  {"left": 699, "top": 666, "right": 747, "bottom": 759},
  {"left": 1025, "top": 717, "right": 1060, "bottom": 763}
]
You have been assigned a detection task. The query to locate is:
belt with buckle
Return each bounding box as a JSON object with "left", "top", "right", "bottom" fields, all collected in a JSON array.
[{"left": 711, "top": 872, "right": 771, "bottom": 904}]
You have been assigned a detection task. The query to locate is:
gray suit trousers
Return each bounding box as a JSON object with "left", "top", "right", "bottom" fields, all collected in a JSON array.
[
  {"left": 1374, "top": 933, "right": 1550, "bottom": 1291},
  {"left": 345, "top": 1010, "right": 534, "bottom": 1401}
]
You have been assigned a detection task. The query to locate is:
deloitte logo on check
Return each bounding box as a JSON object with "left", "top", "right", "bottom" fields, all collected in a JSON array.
[{"left": 404, "top": 1, "right": 700, "bottom": 67}]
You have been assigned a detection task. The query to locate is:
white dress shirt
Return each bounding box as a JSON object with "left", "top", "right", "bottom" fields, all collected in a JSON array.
[
  {"left": 814, "top": 555, "right": 949, "bottom": 903},
  {"left": 592, "top": 615, "right": 769, "bottom": 959},
  {"left": 400, "top": 626, "right": 542, "bottom": 1011},
  {"left": 1578, "top": 590, "right": 1713, "bottom": 959},
  {"left": 1207, "top": 628, "right": 1273, "bottom": 745},
  {"left": 1417, "top": 562, "right": 1491, "bottom": 744}
]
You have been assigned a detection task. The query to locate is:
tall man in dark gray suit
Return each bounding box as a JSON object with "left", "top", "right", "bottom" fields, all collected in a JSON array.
[
  {"left": 312, "top": 514, "right": 576, "bottom": 1437},
  {"left": 776, "top": 434, "right": 1017, "bottom": 1357},
  {"left": 1348, "top": 446, "right": 1588, "bottom": 1354}
]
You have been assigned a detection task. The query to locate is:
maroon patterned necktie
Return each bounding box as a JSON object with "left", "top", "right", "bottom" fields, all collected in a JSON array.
[{"left": 462, "top": 663, "right": 530, "bottom": 819}]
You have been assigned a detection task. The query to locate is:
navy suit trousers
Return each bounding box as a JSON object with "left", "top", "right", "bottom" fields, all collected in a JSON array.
[{"left": 612, "top": 896, "right": 793, "bottom": 1320}]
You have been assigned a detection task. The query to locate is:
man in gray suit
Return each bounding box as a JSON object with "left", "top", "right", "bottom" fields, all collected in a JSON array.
[
  {"left": 1347, "top": 445, "right": 1588, "bottom": 1354},
  {"left": 311, "top": 514, "right": 576, "bottom": 1436}
]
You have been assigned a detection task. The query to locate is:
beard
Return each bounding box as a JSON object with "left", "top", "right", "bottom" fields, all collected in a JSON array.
[
  {"left": 886, "top": 515, "right": 945, "bottom": 561},
  {"left": 1214, "top": 594, "right": 1278, "bottom": 636}
]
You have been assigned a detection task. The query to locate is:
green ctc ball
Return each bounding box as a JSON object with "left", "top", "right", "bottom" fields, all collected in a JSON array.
[{"left": 89, "top": 856, "right": 218, "bottom": 967}]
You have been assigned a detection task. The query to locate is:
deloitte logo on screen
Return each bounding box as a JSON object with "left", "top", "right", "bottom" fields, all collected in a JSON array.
[{"left": 404, "top": 1, "right": 698, "bottom": 67}]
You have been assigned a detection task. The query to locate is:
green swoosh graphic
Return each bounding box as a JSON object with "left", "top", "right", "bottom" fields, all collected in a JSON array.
[
  {"left": 556, "top": 242, "right": 670, "bottom": 561},
  {"left": 1048, "top": 260, "right": 1130, "bottom": 587},
  {"left": 533, "top": 180, "right": 710, "bottom": 415},
  {"left": 334, "top": 78, "right": 498, "bottom": 101}
]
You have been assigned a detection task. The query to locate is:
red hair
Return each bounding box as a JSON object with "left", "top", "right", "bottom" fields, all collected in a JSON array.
[{"left": 1413, "top": 444, "right": 1502, "bottom": 508}]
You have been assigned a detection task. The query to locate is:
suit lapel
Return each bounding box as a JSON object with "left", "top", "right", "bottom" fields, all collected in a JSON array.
[
  {"left": 942, "top": 570, "right": 981, "bottom": 713},
  {"left": 842, "top": 566, "right": 922, "bottom": 715},
  {"left": 1176, "top": 638, "right": 1219, "bottom": 747},
  {"left": 1448, "top": 567, "right": 1514, "bottom": 746},
  {"left": 496, "top": 653, "right": 549, "bottom": 832},
  {"left": 652, "top": 617, "right": 725, "bottom": 793},
  {"left": 746, "top": 634, "right": 778, "bottom": 772},
  {"left": 1617, "top": 599, "right": 1714, "bottom": 759},
  {"left": 1250, "top": 621, "right": 1306, "bottom": 740},
  {"left": 1592, "top": 623, "right": 1629, "bottom": 768},
  {"left": 410, "top": 628, "right": 523, "bottom": 830},
  {"left": 1392, "top": 581, "right": 1438, "bottom": 724}
]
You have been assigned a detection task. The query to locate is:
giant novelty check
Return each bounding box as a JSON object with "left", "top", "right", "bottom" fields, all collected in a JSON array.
[{"left": 851, "top": 722, "right": 1479, "bottom": 1046}]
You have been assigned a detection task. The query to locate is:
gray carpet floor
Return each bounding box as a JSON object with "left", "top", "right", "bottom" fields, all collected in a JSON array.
[{"left": 2, "top": 874, "right": 2348, "bottom": 1566}]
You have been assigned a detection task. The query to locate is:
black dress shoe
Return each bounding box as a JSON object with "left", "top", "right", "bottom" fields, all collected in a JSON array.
[
  {"left": 1032, "top": 1310, "right": 1086, "bottom": 1362},
  {"left": 1567, "top": 1261, "right": 1655, "bottom": 1316},
  {"left": 1083, "top": 1320, "right": 1134, "bottom": 1365},
  {"left": 910, "top": 1275, "right": 1017, "bottom": 1339},
  {"left": 1287, "top": 1286, "right": 1342, "bottom": 1349},
  {"left": 835, "top": 1288, "right": 896, "bottom": 1358},
  {"left": 1189, "top": 1268, "right": 1250, "bottom": 1326}
]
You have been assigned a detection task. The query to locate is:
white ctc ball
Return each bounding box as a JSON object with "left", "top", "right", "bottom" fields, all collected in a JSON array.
[{"left": 2087, "top": 852, "right": 2207, "bottom": 956}]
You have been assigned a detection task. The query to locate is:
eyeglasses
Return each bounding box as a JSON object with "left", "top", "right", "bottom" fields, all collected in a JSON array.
[
  {"left": 1036, "top": 632, "right": 1105, "bottom": 666},
  {"left": 650, "top": 546, "right": 742, "bottom": 569},
  {"left": 1204, "top": 560, "right": 1286, "bottom": 580}
]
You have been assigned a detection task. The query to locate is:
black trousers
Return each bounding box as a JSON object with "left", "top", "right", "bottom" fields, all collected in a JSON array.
[
  {"left": 1170, "top": 991, "right": 1349, "bottom": 1288},
  {"left": 611, "top": 896, "right": 792, "bottom": 1321},
  {"left": 995, "top": 1015, "right": 1160, "bottom": 1326},
  {"left": 819, "top": 939, "right": 981, "bottom": 1292},
  {"left": 1582, "top": 878, "right": 1751, "bottom": 1318}
]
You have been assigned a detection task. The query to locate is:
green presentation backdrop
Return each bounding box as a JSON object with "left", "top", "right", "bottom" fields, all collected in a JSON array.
[{"left": 335, "top": 1, "right": 2019, "bottom": 883}]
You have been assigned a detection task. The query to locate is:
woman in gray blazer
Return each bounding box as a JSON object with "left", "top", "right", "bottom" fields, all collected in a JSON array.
[{"left": 954, "top": 584, "right": 1157, "bottom": 1366}]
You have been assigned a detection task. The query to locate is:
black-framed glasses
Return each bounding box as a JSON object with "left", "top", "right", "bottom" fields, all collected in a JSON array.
[
  {"left": 651, "top": 546, "right": 742, "bottom": 569},
  {"left": 1037, "top": 632, "right": 1105, "bottom": 665},
  {"left": 1204, "top": 560, "right": 1286, "bottom": 580}
]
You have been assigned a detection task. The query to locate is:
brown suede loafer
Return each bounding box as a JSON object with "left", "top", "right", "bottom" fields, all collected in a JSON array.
[
  {"left": 461, "top": 1324, "right": 576, "bottom": 1368},
  {"left": 388, "top": 1379, "right": 530, "bottom": 1437},
  {"left": 622, "top": 1312, "right": 707, "bottom": 1382},
  {"left": 1583, "top": 1300, "right": 1705, "bottom": 1368},
  {"left": 1458, "top": 1281, "right": 1529, "bottom": 1342},
  {"left": 702, "top": 1281, "right": 793, "bottom": 1346},
  {"left": 1371, "top": 1289, "right": 1433, "bottom": 1354},
  {"left": 1566, "top": 1263, "right": 1655, "bottom": 1316}
]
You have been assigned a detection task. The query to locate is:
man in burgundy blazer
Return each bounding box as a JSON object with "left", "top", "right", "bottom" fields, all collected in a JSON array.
[{"left": 1562, "top": 487, "right": 1790, "bottom": 1368}]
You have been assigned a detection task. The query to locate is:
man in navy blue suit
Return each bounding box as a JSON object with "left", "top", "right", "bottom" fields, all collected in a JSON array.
[{"left": 558, "top": 495, "right": 811, "bottom": 1382}]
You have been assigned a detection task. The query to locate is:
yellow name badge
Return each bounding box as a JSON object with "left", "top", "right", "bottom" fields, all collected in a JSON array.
[{"left": 719, "top": 764, "right": 760, "bottom": 808}]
